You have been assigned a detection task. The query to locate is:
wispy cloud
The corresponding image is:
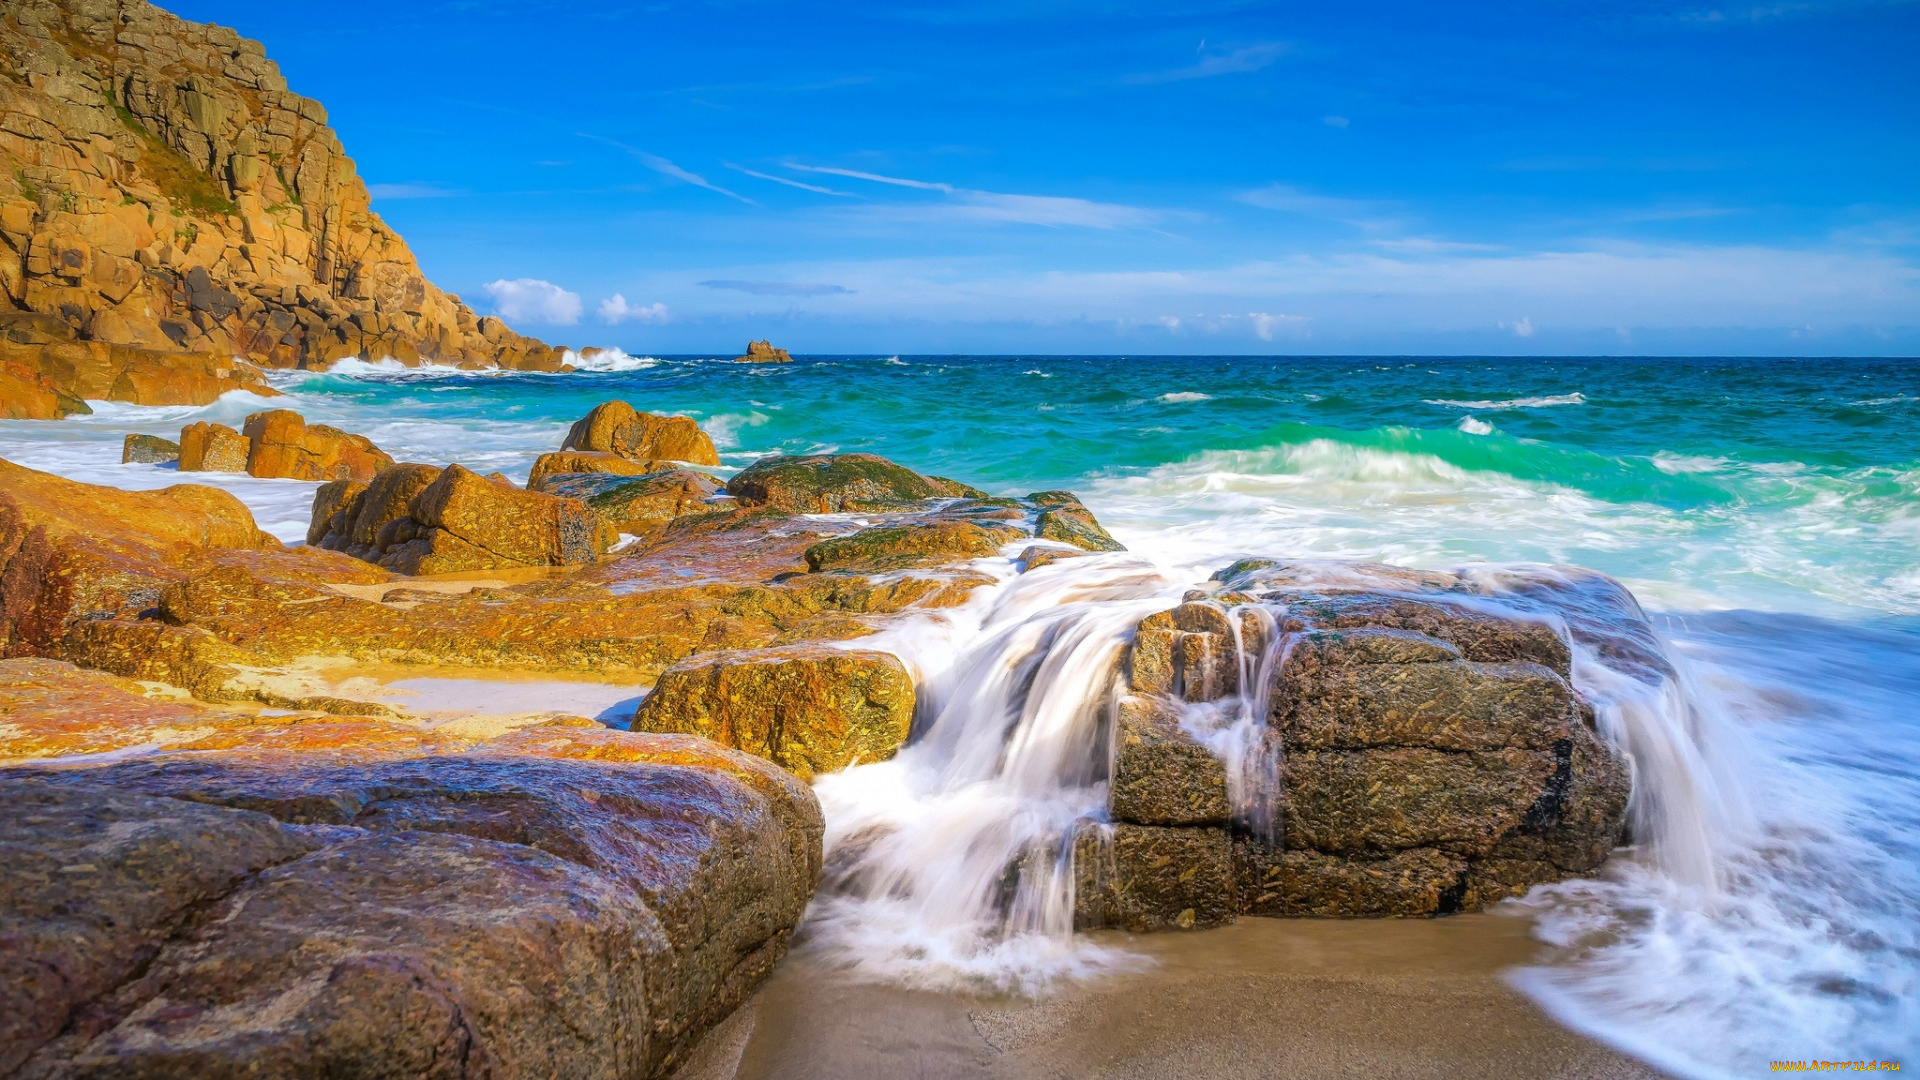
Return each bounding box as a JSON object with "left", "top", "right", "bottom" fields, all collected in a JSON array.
[
  {"left": 700, "top": 279, "right": 854, "bottom": 296},
  {"left": 726, "top": 164, "right": 858, "bottom": 197},
  {"left": 599, "top": 294, "right": 669, "bottom": 324},
  {"left": 788, "top": 164, "right": 955, "bottom": 192},
  {"left": 1127, "top": 41, "right": 1290, "bottom": 84},
  {"left": 582, "top": 135, "right": 758, "bottom": 205},
  {"left": 786, "top": 164, "right": 1156, "bottom": 228},
  {"left": 1676, "top": 0, "right": 1917, "bottom": 24},
  {"left": 1369, "top": 237, "right": 1505, "bottom": 254},
  {"left": 1238, "top": 184, "right": 1403, "bottom": 232},
  {"left": 367, "top": 182, "right": 462, "bottom": 200},
  {"left": 482, "top": 279, "right": 582, "bottom": 325}
]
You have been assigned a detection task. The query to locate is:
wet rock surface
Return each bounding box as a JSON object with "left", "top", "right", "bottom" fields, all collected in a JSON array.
[
  {"left": 0, "top": 672, "right": 825, "bottom": 1080},
  {"left": 1080, "top": 559, "right": 1638, "bottom": 926},
  {"left": 563, "top": 401, "right": 721, "bottom": 467},
  {"left": 240, "top": 407, "right": 393, "bottom": 481}
]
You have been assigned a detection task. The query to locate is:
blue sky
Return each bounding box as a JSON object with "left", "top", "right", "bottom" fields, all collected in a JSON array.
[{"left": 174, "top": 0, "right": 1919, "bottom": 354}]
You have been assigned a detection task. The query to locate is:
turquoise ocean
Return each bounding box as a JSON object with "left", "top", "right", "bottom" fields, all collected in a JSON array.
[{"left": 3, "top": 353, "right": 1916, "bottom": 1078}]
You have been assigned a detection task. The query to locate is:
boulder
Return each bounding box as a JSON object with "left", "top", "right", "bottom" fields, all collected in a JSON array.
[
  {"left": 725, "top": 453, "right": 945, "bottom": 514},
  {"left": 241, "top": 409, "right": 394, "bottom": 481},
  {"left": 1028, "top": 490, "right": 1125, "bottom": 552},
  {"left": 527, "top": 450, "right": 668, "bottom": 490},
  {"left": 176, "top": 421, "right": 251, "bottom": 473},
  {"left": 1073, "top": 822, "right": 1236, "bottom": 932},
  {"left": 562, "top": 401, "right": 721, "bottom": 467},
  {"left": 803, "top": 520, "right": 1017, "bottom": 572},
  {"left": 382, "top": 464, "right": 601, "bottom": 574},
  {"left": 542, "top": 470, "right": 726, "bottom": 539},
  {"left": 1109, "top": 695, "right": 1231, "bottom": 826},
  {"left": 0, "top": 363, "right": 89, "bottom": 420},
  {"left": 633, "top": 644, "right": 914, "bottom": 779},
  {"left": 120, "top": 433, "right": 180, "bottom": 464},
  {"left": 1236, "top": 844, "right": 1469, "bottom": 918},
  {"left": 0, "top": 721, "right": 822, "bottom": 1079},
  {"left": 309, "top": 462, "right": 443, "bottom": 556},
  {"left": 733, "top": 340, "right": 793, "bottom": 363}
]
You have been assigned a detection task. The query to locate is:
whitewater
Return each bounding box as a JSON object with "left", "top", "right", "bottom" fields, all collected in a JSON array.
[{"left": 2, "top": 353, "right": 1915, "bottom": 1079}]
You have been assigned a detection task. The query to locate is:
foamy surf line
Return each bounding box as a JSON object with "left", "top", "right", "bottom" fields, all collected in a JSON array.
[{"left": 1426, "top": 392, "right": 1587, "bottom": 409}]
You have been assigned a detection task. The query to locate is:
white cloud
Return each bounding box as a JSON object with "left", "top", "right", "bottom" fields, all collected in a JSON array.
[
  {"left": 1128, "top": 42, "right": 1290, "bottom": 84},
  {"left": 788, "top": 164, "right": 954, "bottom": 192},
  {"left": 482, "top": 279, "right": 583, "bottom": 325},
  {"left": 1157, "top": 315, "right": 1182, "bottom": 330},
  {"left": 581, "top": 135, "right": 758, "bottom": 205},
  {"left": 1249, "top": 312, "right": 1310, "bottom": 340},
  {"left": 726, "top": 164, "right": 858, "bottom": 197},
  {"left": 1509, "top": 317, "right": 1537, "bottom": 338},
  {"left": 1238, "top": 184, "right": 1402, "bottom": 232},
  {"left": 1323, "top": 116, "right": 1350, "bottom": 128},
  {"left": 599, "top": 294, "right": 669, "bottom": 324}
]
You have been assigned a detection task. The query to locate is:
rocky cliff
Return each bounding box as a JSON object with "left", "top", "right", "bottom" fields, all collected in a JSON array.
[{"left": 0, "top": 0, "right": 561, "bottom": 417}]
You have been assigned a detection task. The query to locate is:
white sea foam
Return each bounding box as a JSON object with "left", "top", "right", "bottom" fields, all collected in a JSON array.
[
  {"left": 1156, "top": 391, "right": 1212, "bottom": 403},
  {"left": 1426, "top": 392, "right": 1587, "bottom": 409},
  {"left": 562, "top": 348, "right": 662, "bottom": 372},
  {"left": 1457, "top": 415, "right": 1494, "bottom": 434}
]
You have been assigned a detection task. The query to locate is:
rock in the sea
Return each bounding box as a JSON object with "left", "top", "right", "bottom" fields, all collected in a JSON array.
[
  {"left": 726, "top": 452, "right": 947, "bottom": 513},
  {"left": 528, "top": 450, "right": 669, "bottom": 490},
  {"left": 1028, "top": 490, "right": 1126, "bottom": 552},
  {"left": 0, "top": 718, "right": 823, "bottom": 1079},
  {"left": 0, "top": 361, "right": 89, "bottom": 420},
  {"left": 176, "top": 421, "right": 250, "bottom": 473},
  {"left": 804, "top": 519, "right": 1017, "bottom": 572},
  {"left": 1076, "top": 563, "right": 1641, "bottom": 925},
  {"left": 543, "top": 469, "right": 727, "bottom": 540},
  {"left": 120, "top": 433, "right": 180, "bottom": 464},
  {"left": 240, "top": 409, "right": 394, "bottom": 481},
  {"left": 633, "top": 644, "right": 915, "bottom": 779},
  {"left": 733, "top": 340, "right": 794, "bottom": 363},
  {"left": 562, "top": 401, "right": 721, "bottom": 466}
]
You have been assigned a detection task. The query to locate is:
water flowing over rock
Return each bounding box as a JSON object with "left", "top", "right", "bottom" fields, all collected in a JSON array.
[{"left": 0, "top": 0, "right": 560, "bottom": 413}]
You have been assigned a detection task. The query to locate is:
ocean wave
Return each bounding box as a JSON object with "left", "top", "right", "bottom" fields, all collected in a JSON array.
[
  {"left": 1156, "top": 391, "right": 1212, "bottom": 403},
  {"left": 1457, "top": 416, "right": 1494, "bottom": 435},
  {"left": 76, "top": 388, "right": 287, "bottom": 423},
  {"left": 1425, "top": 392, "right": 1587, "bottom": 409},
  {"left": 562, "top": 348, "right": 661, "bottom": 372}
]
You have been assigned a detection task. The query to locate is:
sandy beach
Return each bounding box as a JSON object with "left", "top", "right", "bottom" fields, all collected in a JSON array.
[{"left": 677, "top": 914, "right": 1669, "bottom": 1080}]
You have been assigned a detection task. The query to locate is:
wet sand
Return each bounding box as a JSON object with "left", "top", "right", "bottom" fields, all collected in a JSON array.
[{"left": 675, "top": 914, "right": 1670, "bottom": 1080}]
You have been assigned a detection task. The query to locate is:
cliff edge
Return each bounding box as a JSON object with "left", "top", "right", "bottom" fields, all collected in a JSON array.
[{"left": 0, "top": 0, "right": 562, "bottom": 417}]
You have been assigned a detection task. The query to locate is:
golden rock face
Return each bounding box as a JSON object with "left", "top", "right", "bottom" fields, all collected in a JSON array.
[
  {"left": 0, "top": 1, "right": 561, "bottom": 412},
  {"left": 560, "top": 401, "right": 722, "bottom": 467},
  {"left": 241, "top": 408, "right": 394, "bottom": 481}
]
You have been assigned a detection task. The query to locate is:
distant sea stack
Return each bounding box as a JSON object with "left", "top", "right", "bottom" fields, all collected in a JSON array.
[
  {"left": 0, "top": 0, "right": 562, "bottom": 418},
  {"left": 734, "top": 339, "right": 793, "bottom": 363}
]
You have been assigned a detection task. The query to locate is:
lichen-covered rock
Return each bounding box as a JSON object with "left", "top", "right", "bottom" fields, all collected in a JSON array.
[
  {"left": 120, "top": 433, "right": 179, "bottom": 464},
  {"left": 1028, "top": 490, "right": 1126, "bottom": 552},
  {"left": 1110, "top": 695, "right": 1230, "bottom": 826},
  {"left": 543, "top": 469, "right": 726, "bottom": 539},
  {"left": 0, "top": 362, "right": 88, "bottom": 419},
  {"left": 733, "top": 340, "right": 793, "bottom": 363},
  {"left": 1073, "top": 822, "right": 1235, "bottom": 932},
  {"left": 176, "top": 420, "right": 249, "bottom": 472},
  {"left": 240, "top": 408, "right": 393, "bottom": 481},
  {"left": 527, "top": 450, "right": 668, "bottom": 491},
  {"left": 1235, "top": 844, "right": 1468, "bottom": 917},
  {"left": 633, "top": 644, "right": 914, "bottom": 779},
  {"left": 804, "top": 519, "right": 1016, "bottom": 572},
  {"left": 726, "top": 452, "right": 946, "bottom": 513},
  {"left": 385, "top": 463, "right": 601, "bottom": 574},
  {"left": 0, "top": 722, "right": 823, "bottom": 1079},
  {"left": 309, "top": 461, "right": 442, "bottom": 556},
  {"left": 562, "top": 401, "right": 721, "bottom": 466}
]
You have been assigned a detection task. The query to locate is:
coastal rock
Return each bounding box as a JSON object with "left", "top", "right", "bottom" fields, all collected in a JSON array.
[
  {"left": 1073, "top": 822, "right": 1236, "bottom": 932},
  {"left": 726, "top": 452, "right": 946, "bottom": 513},
  {"left": 1110, "top": 695, "right": 1232, "bottom": 826},
  {"left": 542, "top": 469, "right": 727, "bottom": 540},
  {"left": 1079, "top": 563, "right": 1639, "bottom": 924},
  {"left": 733, "top": 340, "right": 793, "bottom": 363},
  {"left": 384, "top": 463, "right": 601, "bottom": 574},
  {"left": 0, "top": 722, "right": 823, "bottom": 1079},
  {"left": 309, "top": 461, "right": 442, "bottom": 556},
  {"left": 0, "top": 0, "right": 559, "bottom": 408},
  {"left": 240, "top": 408, "right": 393, "bottom": 481},
  {"left": 527, "top": 449, "right": 668, "bottom": 490},
  {"left": 1029, "top": 490, "right": 1126, "bottom": 552},
  {"left": 120, "top": 433, "right": 180, "bottom": 464},
  {"left": 633, "top": 644, "right": 915, "bottom": 779},
  {"left": 803, "top": 519, "right": 1016, "bottom": 572},
  {"left": 562, "top": 401, "right": 721, "bottom": 467},
  {"left": 176, "top": 420, "right": 249, "bottom": 472}
]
